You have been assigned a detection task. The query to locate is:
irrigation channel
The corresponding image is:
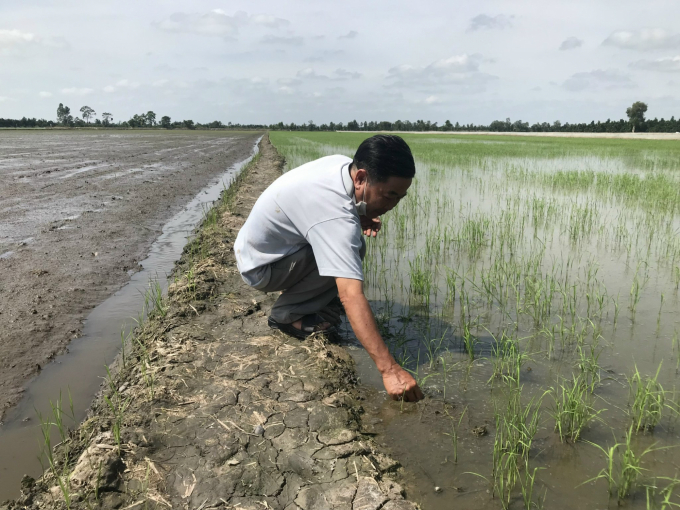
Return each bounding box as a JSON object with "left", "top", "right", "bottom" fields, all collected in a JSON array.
[
  {"left": 0, "top": 137, "right": 261, "bottom": 501},
  {"left": 270, "top": 132, "right": 680, "bottom": 509}
]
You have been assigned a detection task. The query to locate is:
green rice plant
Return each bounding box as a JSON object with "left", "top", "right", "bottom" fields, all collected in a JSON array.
[
  {"left": 423, "top": 329, "right": 447, "bottom": 369},
  {"left": 104, "top": 367, "right": 130, "bottom": 454},
  {"left": 520, "top": 465, "right": 545, "bottom": 510},
  {"left": 488, "top": 331, "right": 528, "bottom": 388},
  {"left": 585, "top": 426, "right": 667, "bottom": 502},
  {"left": 443, "top": 406, "right": 467, "bottom": 463},
  {"left": 462, "top": 320, "right": 477, "bottom": 361},
  {"left": 628, "top": 362, "right": 669, "bottom": 432},
  {"left": 36, "top": 391, "right": 77, "bottom": 509},
  {"left": 493, "top": 388, "right": 543, "bottom": 499},
  {"left": 408, "top": 254, "right": 432, "bottom": 306},
  {"left": 645, "top": 477, "right": 680, "bottom": 510},
  {"left": 629, "top": 263, "right": 649, "bottom": 320},
  {"left": 147, "top": 277, "right": 167, "bottom": 318},
  {"left": 576, "top": 342, "right": 602, "bottom": 393},
  {"left": 549, "top": 373, "right": 604, "bottom": 442}
]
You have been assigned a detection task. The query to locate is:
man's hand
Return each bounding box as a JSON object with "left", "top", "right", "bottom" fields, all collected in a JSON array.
[
  {"left": 360, "top": 216, "right": 381, "bottom": 237},
  {"left": 336, "top": 277, "right": 424, "bottom": 403},
  {"left": 381, "top": 363, "right": 424, "bottom": 402}
]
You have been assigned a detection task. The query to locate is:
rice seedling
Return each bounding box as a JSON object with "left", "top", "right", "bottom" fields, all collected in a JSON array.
[
  {"left": 549, "top": 373, "right": 603, "bottom": 442},
  {"left": 35, "top": 391, "right": 77, "bottom": 509},
  {"left": 628, "top": 362, "right": 669, "bottom": 432},
  {"left": 487, "top": 331, "right": 528, "bottom": 388},
  {"left": 576, "top": 342, "right": 602, "bottom": 393},
  {"left": 520, "top": 465, "right": 545, "bottom": 510},
  {"left": 443, "top": 406, "right": 467, "bottom": 463},
  {"left": 584, "top": 425, "right": 671, "bottom": 503},
  {"left": 104, "top": 367, "right": 130, "bottom": 454},
  {"left": 645, "top": 477, "right": 680, "bottom": 510}
]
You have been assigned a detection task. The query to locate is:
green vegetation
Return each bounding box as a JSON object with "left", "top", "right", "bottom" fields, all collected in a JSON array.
[{"left": 270, "top": 131, "right": 680, "bottom": 509}]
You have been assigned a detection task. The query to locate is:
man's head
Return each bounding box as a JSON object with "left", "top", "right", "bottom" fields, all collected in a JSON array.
[{"left": 350, "top": 135, "right": 415, "bottom": 217}]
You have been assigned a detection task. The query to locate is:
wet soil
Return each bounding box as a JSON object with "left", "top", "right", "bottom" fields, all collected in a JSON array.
[
  {"left": 3, "top": 136, "right": 419, "bottom": 509},
  {"left": 0, "top": 130, "right": 261, "bottom": 421}
]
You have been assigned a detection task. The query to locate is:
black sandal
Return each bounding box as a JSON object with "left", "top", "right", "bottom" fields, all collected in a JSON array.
[{"left": 268, "top": 314, "right": 330, "bottom": 339}]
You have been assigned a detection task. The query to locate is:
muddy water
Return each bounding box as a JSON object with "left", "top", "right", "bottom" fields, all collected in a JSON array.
[
  {"left": 0, "top": 137, "right": 261, "bottom": 501},
  {"left": 331, "top": 151, "right": 680, "bottom": 507}
]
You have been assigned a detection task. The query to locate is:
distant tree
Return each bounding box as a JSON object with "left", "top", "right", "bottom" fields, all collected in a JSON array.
[
  {"left": 626, "top": 101, "right": 648, "bottom": 132},
  {"left": 146, "top": 111, "right": 156, "bottom": 127},
  {"left": 183, "top": 119, "right": 195, "bottom": 130},
  {"left": 56, "top": 103, "right": 72, "bottom": 125},
  {"left": 160, "top": 116, "right": 172, "bottom": 129},
  {"left": 80, "top": 106, "right": 95, "bottom": 123},
  {"left": 102, "top": 112, "right": 113, "bottom": 126},
  {"left": 443, "top": 120, "right": 453, "bottom": 131},
  {"left": 74, "top": 117, "right": 86, "bottom": 127}
]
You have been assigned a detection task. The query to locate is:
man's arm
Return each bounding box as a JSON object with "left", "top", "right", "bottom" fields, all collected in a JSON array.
[{"left": 336, "top": 277, "right": 424, "bottom": 402}]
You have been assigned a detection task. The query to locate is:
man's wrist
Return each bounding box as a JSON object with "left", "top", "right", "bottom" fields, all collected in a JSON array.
[{"left": 377, "top": 357, "right": 399, "bottom": 375}]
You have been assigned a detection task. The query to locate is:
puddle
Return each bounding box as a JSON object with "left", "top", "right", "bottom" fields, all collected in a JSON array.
[{"left": 0, "top": 137, "right": 262, "bottom": 501}]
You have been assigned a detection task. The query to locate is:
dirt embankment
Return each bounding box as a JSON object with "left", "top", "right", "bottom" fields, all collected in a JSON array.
[
  {"left": 4, "top": 136, "right": 418, "bottom": 510},
  {"left": 0, "top": 131, "right": 262, "bottom": 420}
]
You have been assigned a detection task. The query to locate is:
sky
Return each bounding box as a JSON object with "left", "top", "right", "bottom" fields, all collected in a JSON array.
[{"left": 1, "top": 0, "right": 680, "bottom": 125}]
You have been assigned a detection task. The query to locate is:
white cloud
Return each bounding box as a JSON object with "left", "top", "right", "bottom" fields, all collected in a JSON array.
[
  {"left": 38, "top": 91, "right": 52, "bottom": 98},
  {"left": 562, "top": 69, "right": 634, "bottom": 91},
  {"left": 155, "top": 11, "right": 242, "bottom": 38},
  {"left": 154, "top": 10, "right": 290, "bottom": 39},
  {"left": 295, "top": 68, "right": 362, "bottom": 82},
  {"left": 61, "top": 87, "right": 94, "bottom": 96},
  {"left": 0, "top": 29, "right": 36, "bottom": 46},
  {"left": 630, "top": 55, "right": 680, "bottom": 72},
  {"left": 339, "top": 30, "right": 358, "bottom": 40},
  {"left": 0, "top": 96, "right": 12, "bottom": 102},
  {"left": 603, "top": 29, "right": 680, "bottom": 51},
  {"left": 261, "top": 35, "right": 303, "bottom": 45},
  {"left": 103, "top": 79, "right": 141, "bottom": 93},
  {"left": 304, "top": 50, "right": 343, "bottom": 63},
  {"left": 468, "top": 14, "right": 513, "bottom": 32},
  {"left": 116, "top": 79, "right": 140, "bottom": 89},
  {"left": 250, "top": 13, "right": 290, "bottom": 29},
  {"left": 424, "top": 95, "right": 441, "bottom": 104},
  {"left": 335, "top": 68, "right": 362, "bottom": 80},
  {"left": 559, "top": 37, "right": 583, "bottom": 51},
  {"left": 152, "top": 79, "right": 169, "bottom": 87},
  {"left": 0, "top": 29, "right": 68, "bottom": 55},
  {"left": 387, "top": 54, "right": 497, "bottom": 93}
]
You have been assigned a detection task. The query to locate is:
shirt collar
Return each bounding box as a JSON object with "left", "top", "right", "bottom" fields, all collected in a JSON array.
[{"left": 341, "top": 162, "right": 355, "bottom": 198}]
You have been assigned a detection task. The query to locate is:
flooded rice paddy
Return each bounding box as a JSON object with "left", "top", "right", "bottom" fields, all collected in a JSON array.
[{"left": 270, "top": 132, "right": 680, "bottom": 509}]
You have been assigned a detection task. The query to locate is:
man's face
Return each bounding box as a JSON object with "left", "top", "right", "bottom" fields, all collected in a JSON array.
[{"left": 354, "top": 168, "right": 411, "bottom": 217}]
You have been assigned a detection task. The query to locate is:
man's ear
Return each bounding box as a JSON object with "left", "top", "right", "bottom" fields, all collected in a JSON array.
[{"left": 354, "top": 168, "right": 368, "bottom": 185}]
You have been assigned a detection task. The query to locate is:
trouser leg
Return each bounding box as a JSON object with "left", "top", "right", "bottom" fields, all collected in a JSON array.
[{"left": 258, "top": 238, "right": 367, "bottom": 324}]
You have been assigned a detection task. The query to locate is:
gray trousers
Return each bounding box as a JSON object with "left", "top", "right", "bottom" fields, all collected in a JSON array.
[{"left": 255, "top": 239, "right": 366, "bottom": 324}]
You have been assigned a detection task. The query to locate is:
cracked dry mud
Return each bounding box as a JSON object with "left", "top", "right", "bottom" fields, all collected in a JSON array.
[{"left": 4, "top": 136, "right": 419, "bottom": 510}]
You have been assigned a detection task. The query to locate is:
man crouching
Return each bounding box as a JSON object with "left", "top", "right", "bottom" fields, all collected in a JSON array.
[{"left": 234, "top": 134, "right": 423, "bottom": 402}]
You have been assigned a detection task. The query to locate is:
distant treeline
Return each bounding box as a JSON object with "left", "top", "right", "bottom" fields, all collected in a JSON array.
[
  {"left": 4, "top": 116, "right": 680, "bottom": 132},
  {"left": 1, "top": 100, "right": 677, "bottom": 133}
]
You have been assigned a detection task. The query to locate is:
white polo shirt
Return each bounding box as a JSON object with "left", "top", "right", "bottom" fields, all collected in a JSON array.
[{"left": 234, "top": 155, "right": 364, "bottom": 288}]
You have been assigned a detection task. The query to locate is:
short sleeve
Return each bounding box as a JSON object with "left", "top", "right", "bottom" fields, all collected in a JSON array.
[{"left": 306, "top": 217, "right": 364, "bottom": 281}]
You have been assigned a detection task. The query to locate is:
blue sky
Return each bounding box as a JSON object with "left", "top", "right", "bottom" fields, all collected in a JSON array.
[{"left": 1, "top": 0, "right": 680, "bottom": 125}]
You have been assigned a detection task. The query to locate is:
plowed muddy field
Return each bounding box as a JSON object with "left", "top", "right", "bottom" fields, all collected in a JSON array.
[{"left": 0, "top": 130, "right": 260, "bottom": 419}]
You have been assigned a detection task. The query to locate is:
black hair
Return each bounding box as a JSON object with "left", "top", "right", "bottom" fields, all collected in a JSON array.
[{"left": 351, "top": 134, "right": 415, "bottom": 182}]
